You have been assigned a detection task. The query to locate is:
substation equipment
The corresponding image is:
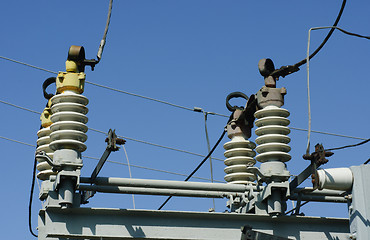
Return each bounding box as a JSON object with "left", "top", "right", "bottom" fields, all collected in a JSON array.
[{"left": 35, "top": 47, "right": 370, "bottom": 240}]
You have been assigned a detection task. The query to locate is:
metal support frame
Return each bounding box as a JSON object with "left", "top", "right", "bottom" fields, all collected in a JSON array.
[
  {"left": 38, "top": 208, "right": 350, "bottom": 240},
  {"left": 348, "top": 165, "right": 370, "bottom": 239}
]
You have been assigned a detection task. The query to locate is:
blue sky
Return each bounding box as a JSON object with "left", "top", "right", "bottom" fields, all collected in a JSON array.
[{"left": 0, "top": 1, "right": 369, "bottom": 238}]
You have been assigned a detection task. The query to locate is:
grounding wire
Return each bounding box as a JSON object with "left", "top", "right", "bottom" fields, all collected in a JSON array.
[
  {"left": 0, "top": 135, "right": 223, "bottom": 183},
  {"left": 158, "top": 129, "right": 226, "bottom": 210},
  {"left": 305, "top": 26, "right": 370, "bottom": 154},
  {"left": 97, "top": 0, "right": 113, "bottom": 61},
  {"left": 122, "top": 145, "right": 136, "bottom": 209},
  {"left": 29, "top": 158, "right": 38, "bottom": 237}
]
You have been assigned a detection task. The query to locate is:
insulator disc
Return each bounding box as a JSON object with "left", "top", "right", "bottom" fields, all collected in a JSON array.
[
  {"left": 49, "top": 139, "right": 87, "bottom": 152},
  {"left": 254, "top": 106, "right": 290, "bottom": 119},
  {"left": 255, "top": 116, "right": 290, "bottom": 127},
  {"left": 50, "top": 121, "right": 88, "bottom": 133},
  {"left": 256, "top": 143, "right": 291, "bottom": 154},
  {"left": 255, "top": 151, "right": 291, "bottom": 163},
  {"left": 255, "top": 125, "right": 290, "bottom": 136},
  {"left": 255, "top": 134, "right": 290, "bottom": 145},
  {"left": 51, "top": 102, "right": 88, "bottom": 114},
  {"left": 224, "top": 173, "right": 256, "bottom": 184},
  {"left": 50, "top": 130, "right": 87, "bottom": 142},
  {"left": 50, "top": 112, "right": 88, "bottom": 124},
  {"left": 51, "top": 93, "right": 88, "bottom": 105}
]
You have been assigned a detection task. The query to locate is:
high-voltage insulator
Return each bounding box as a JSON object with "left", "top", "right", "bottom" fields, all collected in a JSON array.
[
  {"left": 254, "top": 105, "right": 291, "bottom": 164},
  {"left": 49, "top": 48, "right": 89, "bottom": 154},
  {"left": 36, "top": 101, "right": 55, "bottom": 180},
  {"left": 224, "top": 136, "right": 256, "bottom": 184},
  {"left": 224, "top": 94, "right": 257, "bottom": 185}
]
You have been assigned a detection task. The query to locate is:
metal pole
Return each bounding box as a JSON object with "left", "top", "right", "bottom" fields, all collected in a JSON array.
[{"left": 80, "top": 177, "right": 255, "bottom": 193}]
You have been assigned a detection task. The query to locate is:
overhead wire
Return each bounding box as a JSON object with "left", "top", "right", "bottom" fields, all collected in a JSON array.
[{"left": 0, "top": 135, "right": 223, "bottom": 183}]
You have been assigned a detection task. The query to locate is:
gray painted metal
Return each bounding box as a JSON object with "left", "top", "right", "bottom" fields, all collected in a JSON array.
[
  {"left": 78, "top": 184, "right": 245, "bottom": 198},
  {"left": 39, "top": 208, "right": 350, "bottom": 240},
  {"left": 80, "top": 176, "right": 253, "bottom": 192},
  {"left": 348, "top": 165, "right": 370, "bottom": 239}
]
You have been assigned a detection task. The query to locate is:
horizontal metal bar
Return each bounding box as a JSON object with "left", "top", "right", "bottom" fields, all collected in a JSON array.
[
  {"left": 289, "top": 193, "right": 347, "bottom": 203},
  {"left": 293, "top": 188, "right": 346, "bottom": 197},
  {"left": 78, "top": 185, "right": 245, "bottom": 198},
  {"left": 80, "top": 177, "right": 254, "bottom": 193}
]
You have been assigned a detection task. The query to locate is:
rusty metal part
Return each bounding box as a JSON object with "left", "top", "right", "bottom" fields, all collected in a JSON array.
[
  {"left": 67, "top": 45, "right": 98, "bottom": 72},
  {"left": 258, "top": 58, "right": 278, "bottom": 87},
  {"left": 303, "top": 144, "right": 334, "bottom": 165}
]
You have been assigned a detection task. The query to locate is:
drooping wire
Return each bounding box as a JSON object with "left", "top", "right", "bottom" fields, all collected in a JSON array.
[
  {"left": 97, "top": 0, "right": 113, "bottom": 62},
  {"left": 325, "top": 138, "right": 370, "bottom": 151},
  {"left": 122, "top": 145, "right": 136, "bottom": 209},
  {"left": 158, "top": 128, "right": 227, "bottom": 210},
  {"left": 305, "top": 26, "right": 370, "bottom": 154},
  {"left": 29, "top": 158, "right": 38, "bottom": 238}
]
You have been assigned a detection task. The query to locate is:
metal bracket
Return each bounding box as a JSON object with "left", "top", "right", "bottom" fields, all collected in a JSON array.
[
  {"left": 241, "top": 225, "right": 292, "bottom": 240},
  {"left": 35, "top": 151, "right": 60, "bottom": 171},
  {"left": 90, "top": 129, "right": 126, "bottom": 182},
  {"left": 290, "top": 144, "right": 333, "bottom": 191}
]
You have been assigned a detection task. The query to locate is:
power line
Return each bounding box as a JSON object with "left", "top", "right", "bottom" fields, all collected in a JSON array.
[
  {"left": 88, "top": 127, "right": 224, "bottom": 162},
  {"left": 0, "top": 56, "right": 58, "bottom": 74},
  {"left": 0, "top": 135, "right": 223, "bottom": 183},
  {"left": 83, "top": 156, "right": 223, "bottom": 183},
  {"left": 1, "top": 97, "right": 368, "bottom": 154}
]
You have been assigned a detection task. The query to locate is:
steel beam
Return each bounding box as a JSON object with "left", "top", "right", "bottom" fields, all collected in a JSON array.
[{"left": 39, "top": 207, "right": 350, "bottom": 239}]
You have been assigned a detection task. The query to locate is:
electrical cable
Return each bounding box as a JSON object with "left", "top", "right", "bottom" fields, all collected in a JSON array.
[
  {"left": 28, "top": 158, "right": 38, "bottom": 238},
  {"left": 158, "top": 128, "right": 226, "bottom": 210},
  {"left": 97, "top": 0, "right": 113, "bottom": 61},
  {"left": 364, "top": 159, "right": 370, "bottom": 165},
  {"left": 0, "top": 56, "right": 58, "bottom": 74},
  {"left": 122, "top": 145, "right": 136, "bottom": 209},
  {"left": 325, "top": 138, "right": 370, "bottom": 151},
  {"left": 270, "top": 0, "right": 347, "bottom": 78}
]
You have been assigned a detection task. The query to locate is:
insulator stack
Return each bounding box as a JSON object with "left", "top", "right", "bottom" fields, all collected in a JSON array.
[
  {"left": 36, "top": 127, "right": 55, "bottom": 180},
  {"left": 254, "top": 105, "right": 291, "bottom": 164},
  {"left": 49, "top": 92, "right": 88, "bottom": 152},
  {"left": 224, "top": 136, "right": 256, "bottom": 184}
]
